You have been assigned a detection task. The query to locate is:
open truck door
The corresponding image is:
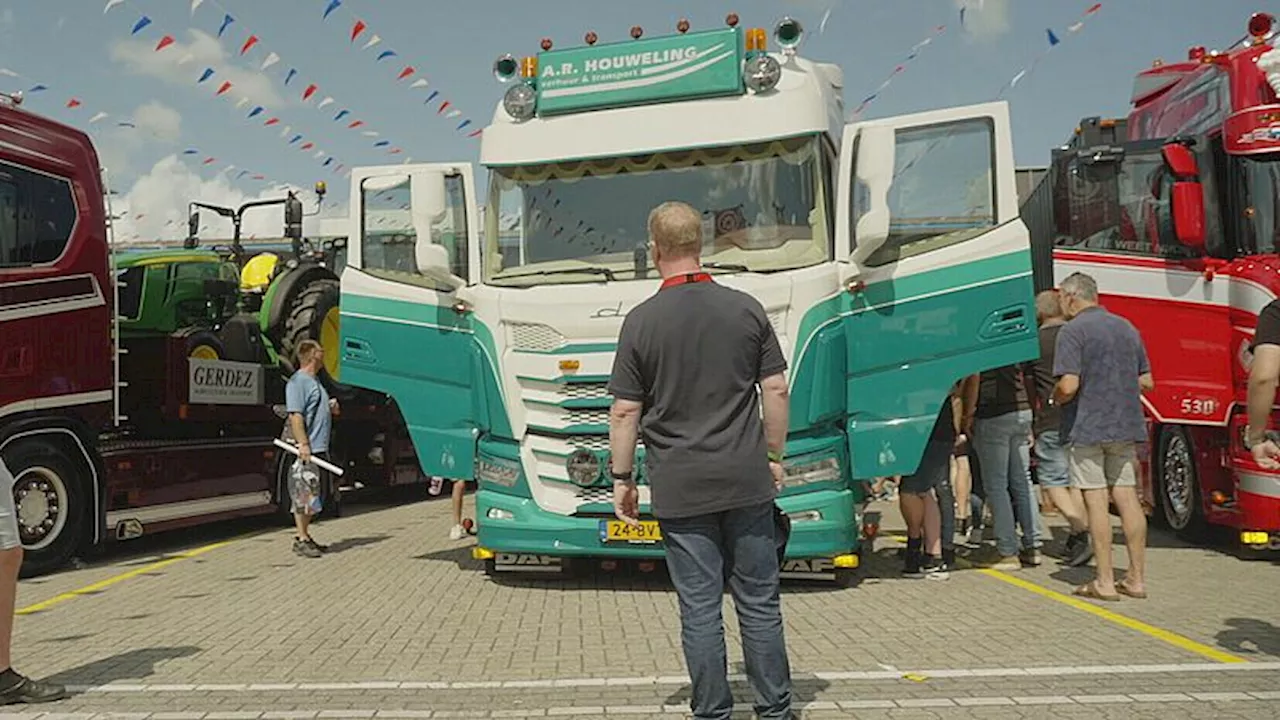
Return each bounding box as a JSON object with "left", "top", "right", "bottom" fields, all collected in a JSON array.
[
  {"left": 835, "top": 101, "right": 1037, "bottom": 478},
  {"left": 339, "top": 163, "right": 482, "bottom": 479}
]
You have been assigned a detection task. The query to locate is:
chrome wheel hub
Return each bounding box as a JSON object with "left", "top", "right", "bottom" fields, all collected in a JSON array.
[
  {"left": 14, "top": 468, "right": 67, "bottom": 550},
  {"left": 1162, "top": 435, "right": 1193, "bottom": 528}
]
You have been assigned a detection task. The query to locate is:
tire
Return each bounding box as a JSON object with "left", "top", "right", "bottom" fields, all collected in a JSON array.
[
  {"left": 3, "top": 438, "right": 88, "bottom": 578},
  {"left": 835, "top": 568, "right": 861, "bottom": 588},
  {"left": 280, "top": 279, "right": 342, "bottom": 382},
  {"left": 1155, "top": 426, "right": 1208, "bottom": 540},
  {"left": 184, "top": 329, "right": 225, "bottom": 360}
]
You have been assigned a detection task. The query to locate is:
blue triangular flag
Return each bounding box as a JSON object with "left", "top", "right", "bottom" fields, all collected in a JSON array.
[
  {"left": 27, "top": 84, "right": 47, "bottom": 93},
  {"left": 289, "top": 134, "right": 302, "bottom": 144},
  {"left": 334, "top": 109, "right": 350, "bottom": 121},
  {"left": 183, "top": 148, "right": 199, "bottom": 155},
  {"left": 248, "top": 106, "right": 264, "bottom": 118},
  {"left": 376, "top": 50, "right": 397, "bottom": 62},
  {"left": 131, "top": 16, "right": 152, "bottom": 35},
  {"left": 323, "top": 157, "right": 334, "bottom": 167},
  {"left": 457, "top": 119, "right": 471, "bottom": 131},
  {"left": 198, "top": 68, "right": 215, "bottom": 83},
  {"left": 323, "top": 0, "right": 342, "bottom": 20},
  {"left": 425, "top": 90, "right": 439, "bottom": 104},
  {"left": 373, "top": 140, "right": 390, "bottom": 147},
  {"left": 285, "top": 68, "right": 298, "bottom": 85},
  {"left": 218, "top": 14, "right": 234, "bottom": 38},
  {"left": 1047, "top": 28, "right": 1060, "bottom": 46}
]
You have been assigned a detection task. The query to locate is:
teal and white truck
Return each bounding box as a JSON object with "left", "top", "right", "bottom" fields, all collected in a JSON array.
[{"left": 337, "top": 15, "right": 1038, "bottom": 582}]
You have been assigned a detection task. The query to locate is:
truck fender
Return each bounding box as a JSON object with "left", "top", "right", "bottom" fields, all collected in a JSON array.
[{"left": 0, "top": 422, "right": 103, "bottom": 546}]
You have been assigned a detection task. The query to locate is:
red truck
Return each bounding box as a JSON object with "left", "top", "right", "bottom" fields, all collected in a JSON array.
[{"left": 1023, "top": 12, "right": 1280, "bottom": 551}]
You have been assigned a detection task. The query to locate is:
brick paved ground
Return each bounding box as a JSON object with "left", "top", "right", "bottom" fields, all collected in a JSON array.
[{"left": 6, "top": 489, "right": 1279, "bottom": 718}]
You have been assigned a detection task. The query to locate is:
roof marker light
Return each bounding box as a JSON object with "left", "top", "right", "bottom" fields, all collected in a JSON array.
[
  {"left": 1188, "top": 46, "right": 1206, "bottom": 61},
  {"left": 726, "top": 13, "right": 740, "bottom": 28},
  {"left": 631, "top": 25, "right": 644, "bottom": 40},
  {"left": 677, "top": 18, "right": 690, "bottom": 34},
  {"left": 585, "top": 31, "right": 598, "bottom": 46},
  {"left": 540, "top": 38, "right": 553, "bottom": 51},
  {"left": 1249, "top": 12, "right": 1274, "bottom": 40}
]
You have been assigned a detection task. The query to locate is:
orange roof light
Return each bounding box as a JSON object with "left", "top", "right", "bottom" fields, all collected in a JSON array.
[
  {"left": 1188, "top": 46, "right": 1206, "bottom": 61},
  {"left": 520, "top": 56, "right": 538, "bottom": 78},
  {"left": 746, "top": 28, "right": 767, "bottom": 51}
]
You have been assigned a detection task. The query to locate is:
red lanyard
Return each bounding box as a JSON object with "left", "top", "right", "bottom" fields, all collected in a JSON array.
[{"left": 659, "top": 272, "right": 714, "bottom": 290}]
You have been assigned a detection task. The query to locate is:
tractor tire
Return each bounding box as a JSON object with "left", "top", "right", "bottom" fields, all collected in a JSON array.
[
  {"left": 280, "top": 279, "right": 342, "bottom": 381},
  {"left": 184, "top": 330, "right": 225, "bottom": 360}
]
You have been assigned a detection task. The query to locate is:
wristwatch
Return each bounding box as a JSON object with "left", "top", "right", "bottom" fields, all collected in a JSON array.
[{"left": 610, "top": 468, "right": 634, "bottom": 482}]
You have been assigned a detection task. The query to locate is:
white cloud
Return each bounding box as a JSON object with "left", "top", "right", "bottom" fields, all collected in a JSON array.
[
  {"left": 110, "top": 29, "right": 287, "bottom": 109},
  {"left": 112, "top": 155, "right": 332, "bottom": 244},
  {"left": 956, "top": 0, "right": 1011, "bottom": 41},
  {"left": 96, "top": 100, "right": 184, "bottom": 181}
]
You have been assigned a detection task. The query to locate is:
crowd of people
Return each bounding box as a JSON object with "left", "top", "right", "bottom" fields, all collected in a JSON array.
[{"left": 877, "top": 274, "right": 1154, "bottom": 602}]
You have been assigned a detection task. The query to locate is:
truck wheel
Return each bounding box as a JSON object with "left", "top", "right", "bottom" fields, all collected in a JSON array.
[
  {"left": 4, "top": 439, "right": 88, "bottom": 578},
  {"left": 1156, "top": 426, "right": 1208, "bottom": 540},
  {"left": 185, "top": 330, "right": 225, "bottom": 360},
  {"left": 281, "top": 279, "right": 341, "bottom": 380},
  {"left": 834, "top": 567, "right": 861, "bottom": 588}
]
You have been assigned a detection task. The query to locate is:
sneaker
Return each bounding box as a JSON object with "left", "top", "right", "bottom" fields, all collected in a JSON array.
[
  {"left": 966, "top": 524, "right": 984, "bottom": 548},
  {"left": 923, "top": 555, "right": 951, "bottom": 580},
  {"left": 292, "top": 538, "right": 322, "bottom": 558},
  {"left": 0, "top": 673, "right": 68, "bottom": 704},
  {"left": 305, "top": 537, "right": 328, "bottom": 554},
  {"left": 449, "top": 524, "right": 466, "bottom": 541},
  {"left": 1019, "top": 548, "right": 1043, "bottom": 568},
  {"left": 970, "top": 546, "right": 1021, "bottom": 571},
  {"left": 1064, "top": 532, "right": 1094, "bottom": 568}
]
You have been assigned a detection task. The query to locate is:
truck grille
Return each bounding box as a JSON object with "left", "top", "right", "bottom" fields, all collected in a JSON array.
[
  {"left": 508, "top": 322, "right": 565, "bottom": 352},
  {"left": 562, "top": 407, "right": 610, "bottom": 425},
  {"left": 559, "top": 382, "right": 610, "bottom": 400}
]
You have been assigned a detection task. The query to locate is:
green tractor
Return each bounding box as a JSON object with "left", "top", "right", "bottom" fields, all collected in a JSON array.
[{"left": 184, "top": 183, "right": 347, "bottom": 381}]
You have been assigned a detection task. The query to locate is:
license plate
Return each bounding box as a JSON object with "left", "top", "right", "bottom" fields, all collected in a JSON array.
[{"left": 601, "top": 519, "right": 663, "bottom": 544}]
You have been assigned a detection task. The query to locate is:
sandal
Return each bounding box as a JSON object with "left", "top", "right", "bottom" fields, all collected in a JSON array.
[
  {"left": 1073, "top": 580, "right": 1121, "bottom": 602},
  {"left": 1116, "top": 580, "right": 1148, "bottom": 599}
]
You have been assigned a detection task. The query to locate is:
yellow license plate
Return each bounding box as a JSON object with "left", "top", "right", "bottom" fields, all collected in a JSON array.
[{"left": 602, "top": 520, "right": 663, "bottom": 544}]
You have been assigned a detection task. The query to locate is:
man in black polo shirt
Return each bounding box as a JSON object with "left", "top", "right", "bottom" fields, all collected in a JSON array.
[
  {"left": 608, "top": 201, "right": 793, "bottom": 720},
  {"left": 1246, "top": 298, "right": 1280, "bottom": 466}
]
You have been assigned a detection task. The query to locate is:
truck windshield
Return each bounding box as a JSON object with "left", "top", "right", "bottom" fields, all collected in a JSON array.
[
  {"left": 483, "top": 135, "right": 831, "bottom": 286},
  {"left": 1238, "top": 155, "right": 1280, "bottom": 254}
]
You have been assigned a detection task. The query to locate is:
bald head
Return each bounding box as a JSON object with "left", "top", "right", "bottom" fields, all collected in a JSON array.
[
  {"left": 1035, "top": 290, "right": 1063, "bottom": 324},
  {"left": 648, "top": 201, "right": 702, "bottom": 261}
]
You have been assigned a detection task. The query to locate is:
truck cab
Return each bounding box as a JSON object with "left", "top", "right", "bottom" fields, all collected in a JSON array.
[{"left": 337, "top": 15, "right": 1038, "bottom": 579}]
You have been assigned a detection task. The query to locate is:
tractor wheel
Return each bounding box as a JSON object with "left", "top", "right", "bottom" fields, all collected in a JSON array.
[
  {"left": 280, "top": 279, "right": 342, "bottom": 381},
  {"left": 185, "top": 330, "right": 225, "bottom": 360}
]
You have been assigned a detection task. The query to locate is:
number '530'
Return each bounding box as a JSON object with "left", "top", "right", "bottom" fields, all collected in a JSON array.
[{"left": 1180, "top": 398, "right": 1217, "bottom": 415}]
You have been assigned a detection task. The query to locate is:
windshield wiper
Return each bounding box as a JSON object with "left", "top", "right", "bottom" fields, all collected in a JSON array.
[
  {"left": 494, "top": 266, "right": 617, "bottom": 282},
  {"left": 702, "top": 262, "right": 751, "bottom": 273}
]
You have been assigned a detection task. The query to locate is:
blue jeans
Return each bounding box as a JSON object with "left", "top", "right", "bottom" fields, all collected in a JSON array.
[
  {"left": 973, "top": 409, "right": 1040, "bottom": 556},
  {"left": 660, "top": 501, "right": 793, "bottom": 720},
  {"left": 1034, "top": 430, "right": 1070, "bottom": 488}
]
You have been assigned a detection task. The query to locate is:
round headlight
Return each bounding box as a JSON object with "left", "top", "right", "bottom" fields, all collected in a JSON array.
[
  {"left": 493, "top": 54, "right": 519, "bottom": 83},
  {"left": 566, "top": 449, "right": 601, "bottom": 486},
  {"left": 774, "top": 17, "right": 804, "bottom": 50},
  {"left": 503, "top": 83, "right": 537, "bottom": 121},
  {"left": 744, "top": 54, "right": 782, "bottom": 93}
]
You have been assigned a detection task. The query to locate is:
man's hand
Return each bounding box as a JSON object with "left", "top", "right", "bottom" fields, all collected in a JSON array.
[
  {"left": 329, "top": 397, "right": 340, "bottom": 416},
  {"left": 613, "top": 480, "right": 640, "bottom": 527},
  {"left": 769, "top": 460, "right": 785, "bottom": 492},
  {"left": 1251, "top": 439, "right": 1280, "bottom": 470},
  {"left": 298, "top": 441, "right": 312, "bottom": 464}
]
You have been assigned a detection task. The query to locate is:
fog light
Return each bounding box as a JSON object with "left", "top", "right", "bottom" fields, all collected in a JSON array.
[
  {"left": 788, "top": 510, "right": 822, "bottom": 523},
  {"left": 487, "top": 508, "right": 514, "bottom": 520},
  {"left": 744, "top": 54, "right": 781, "bottom": 93},
  {"left": 1241, "top": 531, "right": 1269, "bottom": 545},
  {"left": 784, "top": 456, "right": 840, "bottom": 486},
  {"left": 473, "top": 547, "right": 495, "bottom": 560},
  {"left": 503, "top": 83, "right": 536, "bottom": 120},
  {"left": 833, "top": 554, "right": 858, "bottom": 569},
  {"left": 566, "top": 448, "right": 601, "bottom": 486}
]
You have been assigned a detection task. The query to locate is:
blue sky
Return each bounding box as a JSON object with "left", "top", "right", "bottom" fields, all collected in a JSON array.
[{"left": 0, "top": 0, "right": 1267, "bottom": 240}]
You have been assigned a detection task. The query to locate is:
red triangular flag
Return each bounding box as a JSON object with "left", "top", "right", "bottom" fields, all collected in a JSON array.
[
  {"left": 216, "top": 81, "right": 233, "bottom": 96},
  {"left": 397, "top": 66, "right": 415, "bottom": 81},
  {"left": 203, "top": 157, "right": 216, "bottom": 165},
  {"left": 264, "top": 117, "right": 279, "bottom": 126},
  {"left": 348, "top": 120, "right": 364, "bottom": 129},
  {"left": 302, "top": 84, "right": 318, "bottom": 101},
  {"left": 252, "top": 174, "right": 265, "bottom": 180},
  {"left": 350, "top": 20, "right": 366, "bottom": 42},
  {"left": 388, "top": 148, "right": 402, "bottom": 155},
  {"left": 437, "top": 100, "right": 451, "bottom": 115},
  {"left": 240, "top": 35, "right": 259, "bottom": 55},
  {"left": 66, "top": 98, "right": 82, "bottom": 109},
  {"left": 155, "top": 35, "right": 175, "bottom": 52},
  {"left": 468, "top": 129, "right": 483, "bottom": 138},
  {"left": 300, "top": 142, "right": 315, "bottom": 151}
]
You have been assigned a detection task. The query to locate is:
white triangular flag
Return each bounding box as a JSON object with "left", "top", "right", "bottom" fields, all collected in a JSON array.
[
  {"left": 362, "top": 130, "right": 379, "bottom": 137},
  {"left": 317, "top": 97, "right": 334, "bottom": 109},
  {"left": 280, "top": 125, "right": 291, "bottom": 138},
  {"left": 409, "top": 78, "right": 429, "bottom": 89},
  {"left": 1009, "top": 69, "right": 1027, "bottom": 88},
  {"left": 89, "top": 112, "right": 109, "bottom": 123},
  {"left": 362, "top": 34, "right": 382, "bottom": 50},
  {"left": 261, "top": 52, "right": 280, "bottom": 71},
  {"left": 103, "top": 0, "right": 125, "bottom": 14},
  {"left": 178, "top": 53, "right": 195, "bottom": 66},
  {"left": 315, "top": 150, "right": 325, "bottom": 159},
  {"left": 0, "top": 68, "right": 19, "bottom": 78},
  {"left": 445, "top": 109, "right": 461, "bottom": 119},
  {"left": 236, "top": 97, "right": 250, "bottom": 109},
  {"left": 191, "top": 0, "right": 204, "bottom": 15},
  {"left": 224, "top": 165, "right": 235, "bottom": 175}
]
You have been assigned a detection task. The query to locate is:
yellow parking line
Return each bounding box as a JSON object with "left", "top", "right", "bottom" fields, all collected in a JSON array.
[
  {"left": 16, "top": 540, "right": 233, "bottom": 616},
  {"left": 977, "top": 568, "right": 1247, "bottom": 664},
  {"left": 877, "top": 532, "right": 1245, "bottom": 663}
]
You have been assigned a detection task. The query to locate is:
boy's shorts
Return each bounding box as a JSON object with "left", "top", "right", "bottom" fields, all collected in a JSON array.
[{"left": 900, "top": 439, "right": 952, "bottom": 495}]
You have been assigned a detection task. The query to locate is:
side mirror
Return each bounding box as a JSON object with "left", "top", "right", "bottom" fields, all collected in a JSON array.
[
  {"left": 187, "top": 211, "right": 200, "bottom": 241},
  {"left": 284, "top": 192, "right": 303, "bottom": 241},
  {"left": 848, "top": 125, "right": 896, "bottom": 267},
  {"left": 1162, "top": 143, "right": 1206, "bottom": 250},
  {"left": 410, "top": 172, "right": 465, "bottom": 291}
]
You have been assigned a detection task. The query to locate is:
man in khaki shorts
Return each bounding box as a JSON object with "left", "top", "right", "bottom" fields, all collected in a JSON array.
[{"left": 1052, "top": 273, "right": 1154, "bottom": 602}]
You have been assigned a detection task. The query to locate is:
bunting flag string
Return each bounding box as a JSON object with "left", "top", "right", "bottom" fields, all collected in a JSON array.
[
  {"left": 316, "top": 0, "right": 479, "bottom": 140},
  {"left": 850, "top": 24, "right": 947, "bottom": 120},
  {"left": 186, "top": 0, "right": 398, "bottom": 162},
  {"left": 0, "top": 65, "right": 282, "bottom": 195},
  {"left": 98, "top": 0, "right": 349, "bottom": 175},
  {"left": 994, "top": 2, "right": 1104, "bottom": 98}
]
